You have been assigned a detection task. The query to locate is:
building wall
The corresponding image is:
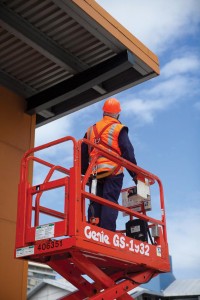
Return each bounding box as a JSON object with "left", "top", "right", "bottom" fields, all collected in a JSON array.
[
  {"left": 28, "top": 285, "right": 70, "bottom": 300},
  {"left": 28, "top": 262, "right": 57, "bottom": 291},
  {"left": 0, "top": 86, "right": 35, "bottom": 300}
]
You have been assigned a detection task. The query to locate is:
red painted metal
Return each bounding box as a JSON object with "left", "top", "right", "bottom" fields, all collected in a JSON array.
[{"left": 15, "top": 136, "right": 170, "bottom": 299}]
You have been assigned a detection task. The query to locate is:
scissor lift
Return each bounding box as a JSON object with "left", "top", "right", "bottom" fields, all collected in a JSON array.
[{"left": 15, "top": 136, "right": 170, "bottom": 299}]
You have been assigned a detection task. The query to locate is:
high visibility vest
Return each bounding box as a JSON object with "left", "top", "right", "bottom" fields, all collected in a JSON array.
[{"left": 87, "top": 116, "right": 125, "bottom": 176}]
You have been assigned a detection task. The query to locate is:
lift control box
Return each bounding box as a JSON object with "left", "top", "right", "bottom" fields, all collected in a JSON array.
[{"left": 122, "top": 179, "right": 151, "bottom": 213}]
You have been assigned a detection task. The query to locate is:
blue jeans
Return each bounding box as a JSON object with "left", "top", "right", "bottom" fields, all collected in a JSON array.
[{"left": 88, "top": 173, "right": 124, "bottom": 231}]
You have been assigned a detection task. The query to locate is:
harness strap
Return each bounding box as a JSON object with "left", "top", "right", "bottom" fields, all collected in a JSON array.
[
  {"left": 88, "top": 122, "right": 122, "bottom": 177},
  {"left": 92, "top": 123, "right": 120, "bottom": 155},
  {"left": 93, "top": 122, "right": 115, "bottom": 140}
]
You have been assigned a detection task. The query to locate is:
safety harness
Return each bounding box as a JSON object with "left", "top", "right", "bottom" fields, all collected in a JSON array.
[{"left": 88, "top": 122, "right": 122, "bottom": 179}]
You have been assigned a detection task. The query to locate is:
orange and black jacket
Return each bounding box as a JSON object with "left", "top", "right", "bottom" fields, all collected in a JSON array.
[{"left": 81, "top": 116, "right": 137, "bottom": 178}]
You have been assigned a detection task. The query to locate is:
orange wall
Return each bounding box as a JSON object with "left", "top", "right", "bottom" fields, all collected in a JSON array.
[{"left": 0, "top": 86, "right": 35, "bottom": 299}]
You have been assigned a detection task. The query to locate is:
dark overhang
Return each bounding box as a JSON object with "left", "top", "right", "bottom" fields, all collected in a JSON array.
[{"left": 0, "top": 0, "right": 160, "bottom": 126}]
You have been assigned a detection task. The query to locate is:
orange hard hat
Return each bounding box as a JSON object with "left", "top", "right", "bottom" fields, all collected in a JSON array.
[{"left": 102, "top": 98, "right": 121, "bottom": 114}]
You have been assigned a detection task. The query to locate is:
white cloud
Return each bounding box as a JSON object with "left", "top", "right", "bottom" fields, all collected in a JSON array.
[
  {"left": 162, "top": 55, "right": 200, "bottom": 78},
  {"left": 122, "top": 98, "right": 164, "bottom": 123},
  {"left": 35, "top": 115, "right": 72, "bottom": 146},
  {"left": 121, "top": 80, "right": 187, "bottom": 124},
  {"left": 94, "top": 1, "right": 200, "bottom": 125},
  {"left": 167, "top": 197, "right": 200, "bottom": 278},
  {"left": 121, "top": 53, "right": 200, "bottom": 124},
  {"left": 147, "top": 76, "right": 185, "bottom": 98},
  {"left": 96, "top": 0, "right": 200, "bottom": 53}
]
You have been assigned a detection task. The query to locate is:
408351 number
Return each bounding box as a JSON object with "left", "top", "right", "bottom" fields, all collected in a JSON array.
[{"left": 37, "top": 240, "right": 63, "bottom": 251}]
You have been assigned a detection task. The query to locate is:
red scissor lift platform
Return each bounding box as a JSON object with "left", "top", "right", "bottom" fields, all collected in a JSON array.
[{"left": 15, "top": 136, "right": 170, "bottom": 299}]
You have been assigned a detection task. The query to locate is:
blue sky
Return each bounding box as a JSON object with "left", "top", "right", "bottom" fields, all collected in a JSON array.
[{"left": 35, "top": 0, "right": 200, "bottom": 280}]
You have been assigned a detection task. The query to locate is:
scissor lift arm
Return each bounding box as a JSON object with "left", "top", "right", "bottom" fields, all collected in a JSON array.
[{"left": 15, "top": 136, "right": 170, "bottom": 299}]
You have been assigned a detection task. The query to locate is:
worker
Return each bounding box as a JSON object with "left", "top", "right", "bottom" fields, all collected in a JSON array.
[{"left": 81, "top": 98, "right": 137, "bottom": 232}]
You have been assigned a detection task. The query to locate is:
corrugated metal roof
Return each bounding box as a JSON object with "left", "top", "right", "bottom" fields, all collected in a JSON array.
[
  {"left": 164, "top": 279, "right": 200, "bottom": 296},
  {"left": 130, "top": 286, "right": 163, "bottom": 297},
  {"left": 0, "top": 0, "right": 160, "bottom": 126},
  {"left": 1, "top": 0, "right": 114, "bottom": 93},
  {"left": 130, "top": 279, "right": 200, "bottom": 297}
]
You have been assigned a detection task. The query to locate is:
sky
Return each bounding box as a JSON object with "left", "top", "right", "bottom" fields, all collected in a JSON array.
[{"left": 35, "top": 0, "right": 200, "bottom": 281}]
